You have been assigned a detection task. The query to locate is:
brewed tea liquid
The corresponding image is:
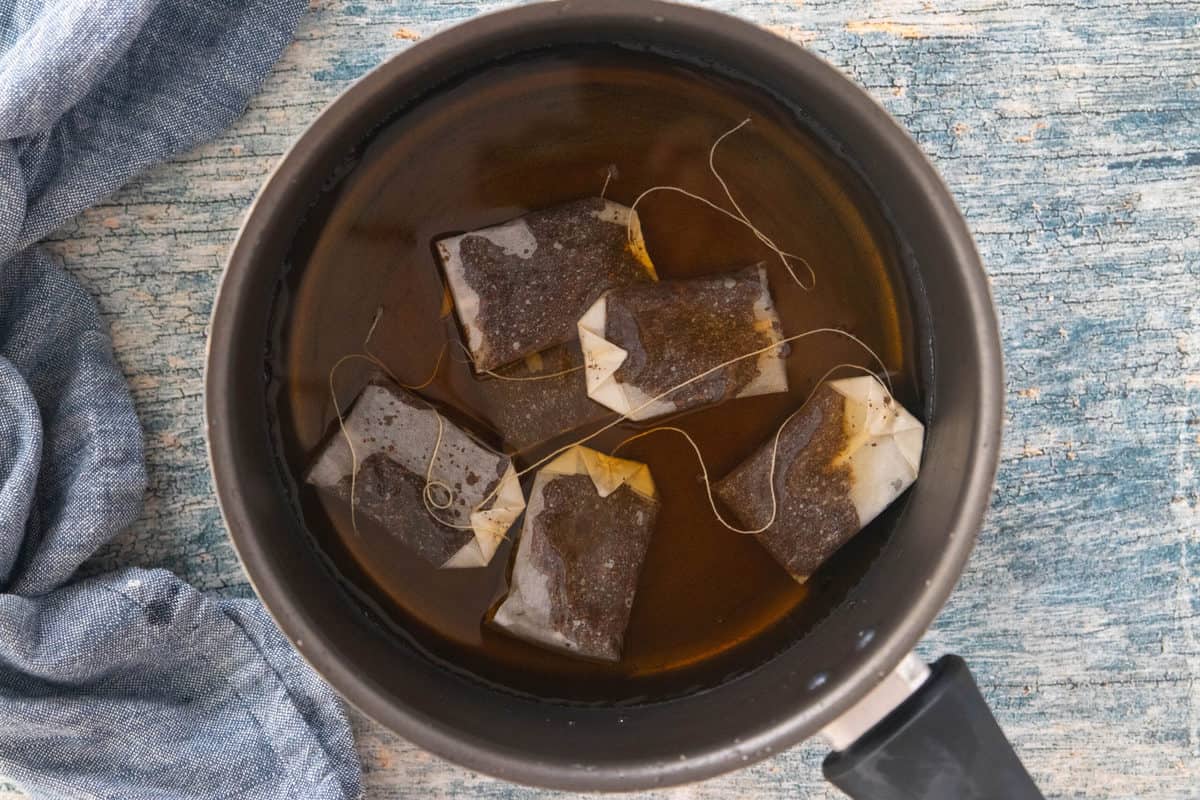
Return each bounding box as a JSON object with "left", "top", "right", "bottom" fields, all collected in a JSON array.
[{"left": 271, "top": 47, "right": 918, "bottom": 702}]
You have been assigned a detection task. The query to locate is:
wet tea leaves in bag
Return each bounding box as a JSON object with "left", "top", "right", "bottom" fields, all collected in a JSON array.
[
  {"left": 476, "top": 342, "right": 613, "bottom": 454},
  {"left": 579, "top": 264, "right": 788, "bottom": 421},
  {"left": 714, "top": 376, "right": 923, "bottom": 582},
  {"left": 307, "top": 376, "right": 525, "bottom": 568},
  {"left": 492, "top": 446, "right": 660, "bottom": 662},
  {"left": 436, "top": 197, "right": 656, "bottom": 373}
]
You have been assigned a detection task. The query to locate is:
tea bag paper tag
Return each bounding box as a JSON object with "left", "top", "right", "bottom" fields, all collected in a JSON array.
[
  {"left": 829, "top": 376, "right": 925, "bottom": 526},
  {"left": 542, "top": 445, "right": 657, "bottom": 500},
  {"left": 577, "top": 296, "right": 675, "bottom": 422}
]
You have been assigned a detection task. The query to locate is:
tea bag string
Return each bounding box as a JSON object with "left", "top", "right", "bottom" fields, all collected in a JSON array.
[
  {"left": 599, "top": 164, "right": 615, "bottom": 200},
  {"left": 328, "top": 307, "right": 448, "bottom": 534},
  {"left": 451, "top": 340, "right": 584, "bottom": 382},
  {"left": 336, "top": 320, "right": 891, "bottom": 537},
  {"left": 420, "top": 413, "right": 476, "bottom": 529},
  {"left": 612, "top": 364, "right": 889, "bottom": 535},
  {"left": 459, "top": 328, "right": 893, "bottom": 527},
  {"left": 625, "top": 117, "right": 817, "bottom": 291}
]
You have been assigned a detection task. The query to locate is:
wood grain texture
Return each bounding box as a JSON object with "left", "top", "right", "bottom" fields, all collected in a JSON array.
[{"left": 3, "top": 0, "right": 1197, "bottom": 797}]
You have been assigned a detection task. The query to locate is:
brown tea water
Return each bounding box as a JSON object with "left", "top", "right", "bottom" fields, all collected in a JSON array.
[{"left": 270, "top": 46, "right": 919, "bottom": 702}]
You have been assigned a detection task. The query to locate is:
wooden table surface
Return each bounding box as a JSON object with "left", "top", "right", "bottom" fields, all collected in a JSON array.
[{"left": 7, "top": 0, "right": 1198, "bottom": 797}]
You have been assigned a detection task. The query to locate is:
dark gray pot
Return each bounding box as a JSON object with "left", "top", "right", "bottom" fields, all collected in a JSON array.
[{"left": 206, "top": 2, "right": 1036, "bottom": 797}]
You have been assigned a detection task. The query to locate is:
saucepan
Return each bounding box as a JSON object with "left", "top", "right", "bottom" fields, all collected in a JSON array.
[{"left": 206, "top": 2, "right": 1043, "bottom": 797}]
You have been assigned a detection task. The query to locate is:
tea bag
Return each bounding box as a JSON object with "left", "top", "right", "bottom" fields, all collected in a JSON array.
[
  {"left": 307, "top": 376, "right": 525, "bottom": 568},
  {"left": 714, "top": 376, "right": 923, "bottom": 582},
  {"left": 435, "top": 197, "right": 656, "bottom": 373},
  {"left": 492, "top": 446, "right": 660, "bottom": 662},
  {"left": 578, "top": 264, "right": 788, "bottom": 421},
  {"left": 478, "top": 342, "right": 614, "bottom": 453}
]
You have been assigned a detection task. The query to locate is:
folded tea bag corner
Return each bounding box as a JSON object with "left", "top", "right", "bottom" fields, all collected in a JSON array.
[
  {"left": 492, "top": 446, "right": 659, "bottom": 662},
  {"left": 578, "top": 264, "right": 788, "bottom": 421},
  {"left": 435, "top": 197, "right": 656, "bottom": 373},
  {"left": 832, "top": 376, "right": 924, "bottom": 524},
  {"left": 714, "top": 376, "right": 923, "bottom": 582},
  {"left": 548, "top": 445, "right": 657, "bottom": 499},
  {"left": 306, "top": 377, "right": 525, "bottom": 568}
]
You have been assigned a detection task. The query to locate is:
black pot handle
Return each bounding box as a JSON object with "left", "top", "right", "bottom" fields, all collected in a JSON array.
[{"left": 822, "top": 655, "right": 1043, "bottom": 800}]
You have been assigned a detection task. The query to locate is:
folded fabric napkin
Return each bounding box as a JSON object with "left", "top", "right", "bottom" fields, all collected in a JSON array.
[{"left": 1, "top": 1, "right": 362, "bottom": 798}]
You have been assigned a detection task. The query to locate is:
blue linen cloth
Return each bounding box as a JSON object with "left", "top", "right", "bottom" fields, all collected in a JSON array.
[{"left": 0, "top": 1, "right": 363, "bottom": 798}]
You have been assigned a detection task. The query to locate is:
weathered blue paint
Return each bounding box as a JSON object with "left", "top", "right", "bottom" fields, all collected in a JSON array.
[
  {"left": 1109, "top": 152, "right": 1200, "bottom": 170},
  {"left": 315, "top": 52, "right": 387, "bottom": 82},
  {"left": 3, "top": 0, "right": 1196, "bottom": 797}
]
